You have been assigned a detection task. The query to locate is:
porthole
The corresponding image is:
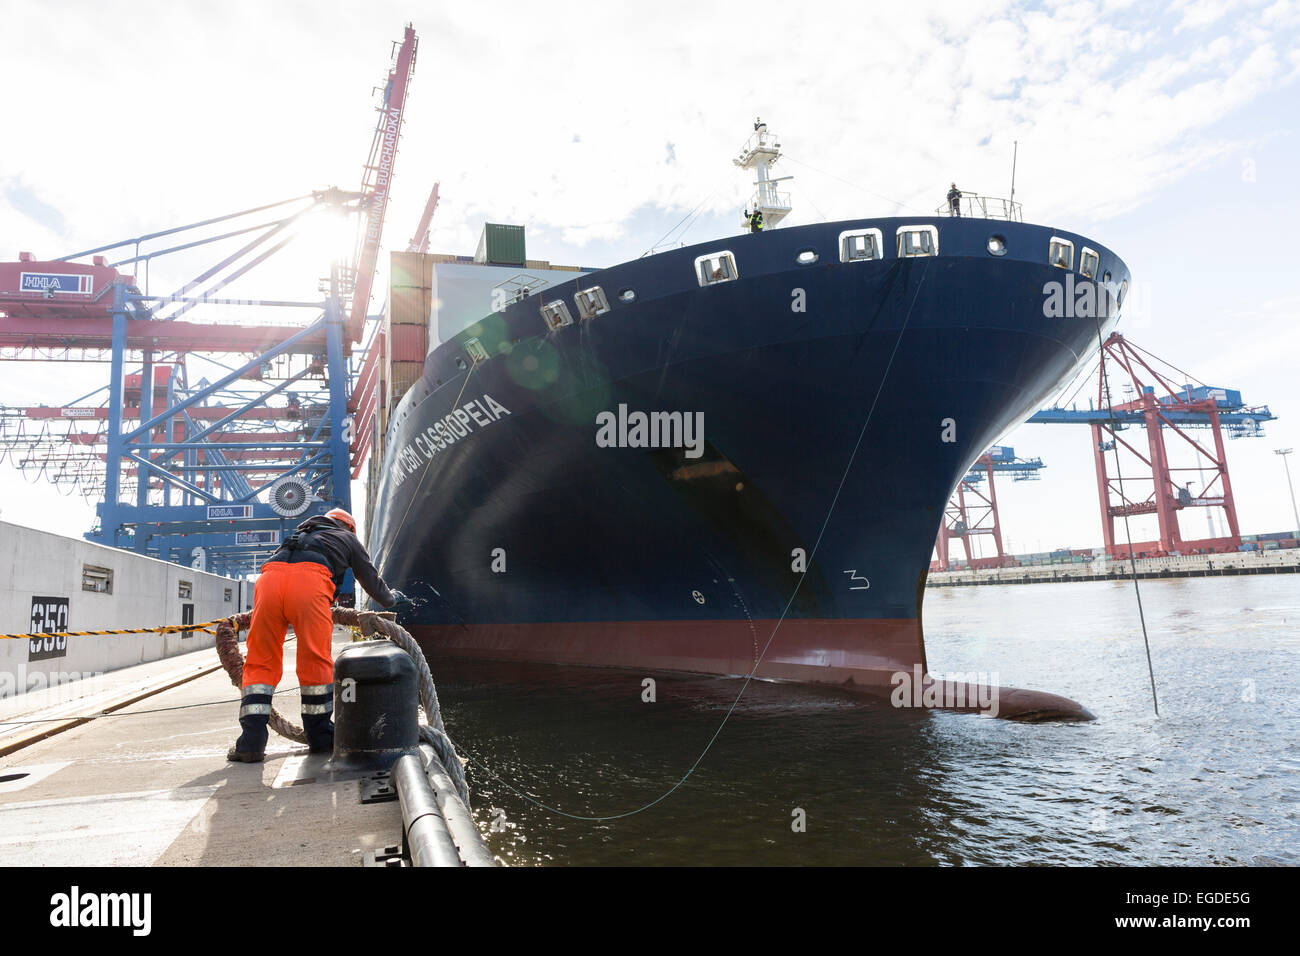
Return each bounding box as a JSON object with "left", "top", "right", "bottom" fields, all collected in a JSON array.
[
  {"left": 618, "top": 288, "right": 636, "bottom": 303},
  {"left": 987, "top": 234, "right": 1007, "bottom": 256},
  {"left": 795, "top": 248, "right": 819, "bottom": 265},
  {"left": 455, "top": 357, "right": 467, "bottom": 371}
]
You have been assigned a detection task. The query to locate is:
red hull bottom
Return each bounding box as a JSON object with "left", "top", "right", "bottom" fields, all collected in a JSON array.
[{"left": 409, "top": 617, "right": 1093, "bottom": 722}]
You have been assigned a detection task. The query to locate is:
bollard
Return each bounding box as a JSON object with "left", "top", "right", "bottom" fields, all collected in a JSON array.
[{"left": 332, "top": 639, "right": 419, "bottom": 771}]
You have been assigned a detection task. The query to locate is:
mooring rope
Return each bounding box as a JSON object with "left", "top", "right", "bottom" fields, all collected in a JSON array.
[
  {"left": 213, "top": 612, "right": 306, "bottom": 744},
  {"left": 213, "top": 607, "right": 471, "bottom": 806},
  {"left": 1092, "top": 313, "right": 1160, "bottom": 717}
]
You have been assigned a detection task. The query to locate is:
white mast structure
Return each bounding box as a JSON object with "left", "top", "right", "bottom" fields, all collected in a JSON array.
[{"left": 734, "top": 117, "right": 793, "bottom": 231}]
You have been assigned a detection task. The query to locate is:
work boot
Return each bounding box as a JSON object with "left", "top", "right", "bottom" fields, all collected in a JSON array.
[
  {"left": 300, "top": 683, "right": 335, "bottom": 754},
  {"left": 227, "top": 684, "right": 273, "bottom": 762}
]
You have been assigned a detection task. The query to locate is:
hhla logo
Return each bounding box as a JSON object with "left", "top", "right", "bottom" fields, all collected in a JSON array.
[
  {"left": 595, "top": 404, "right": 705, "bottom": 459},
  {"left": 1041, "top": 272, "right": 1114, "bottom": 319},
  {"left": 49, "top": 886, "right": 151, "bottom": 936}
]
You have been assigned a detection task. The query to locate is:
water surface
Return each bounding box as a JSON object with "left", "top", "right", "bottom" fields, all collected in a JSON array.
[{"left": 428, "top": 576, "right": 1298, "bottom": 865}]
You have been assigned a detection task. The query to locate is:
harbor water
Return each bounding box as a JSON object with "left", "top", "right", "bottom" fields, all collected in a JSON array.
[{"left": 427, "top": 576, "right": 1298, "bottom": 865}]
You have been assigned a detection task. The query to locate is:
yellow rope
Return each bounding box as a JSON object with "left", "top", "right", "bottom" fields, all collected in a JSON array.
[{"left": 0, "top": 620, "right": 226, "bottom": 641}]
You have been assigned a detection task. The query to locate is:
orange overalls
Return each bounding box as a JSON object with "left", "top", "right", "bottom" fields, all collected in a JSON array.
[{"left": 243, "top": 560, "right": 337, "bottom": 689}]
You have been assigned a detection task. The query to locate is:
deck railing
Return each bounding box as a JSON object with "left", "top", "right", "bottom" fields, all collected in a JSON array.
[{"left": 934, "top": 194, "right": 1023, "bottom": 222}]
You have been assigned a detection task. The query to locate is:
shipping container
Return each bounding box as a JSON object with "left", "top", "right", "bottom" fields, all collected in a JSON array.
[
  {"left": 475, "top": 223, "right": 526, "bottom": 267},
  {"left": 388, "top": 323, "right": 427, "bottom": 362},
  {"left": 391, "top": 251, "right": 433, "bottom": 289},
  {"left": 389, "top": 284, "right": 430, "bottom": 328},
  {"left": 388, "top": 359, "right": 424, "bottom": 415}
]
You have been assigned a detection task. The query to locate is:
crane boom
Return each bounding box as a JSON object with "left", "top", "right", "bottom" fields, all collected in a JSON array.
[
  {"left": 408, "top": 182, "right": 440, "bottom": 253},
  {"left": 345, "top": 24, "right": 418, "bottom": 344}
]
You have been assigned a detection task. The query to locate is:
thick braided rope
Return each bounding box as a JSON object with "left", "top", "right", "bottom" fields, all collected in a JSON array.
[
  {"left": 337, "top": 607, "right": 472, "bottom": 808},
  {"left": 214, "top": 614, "right": 306, "bottom": 744},
  {"left": 216, "top": 608, "right": 470, "bottom": 806}
]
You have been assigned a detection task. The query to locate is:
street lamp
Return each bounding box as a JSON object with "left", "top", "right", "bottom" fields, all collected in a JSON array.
[{"left": 1276, "top": 448, "right": 1300, "bottom": 532}]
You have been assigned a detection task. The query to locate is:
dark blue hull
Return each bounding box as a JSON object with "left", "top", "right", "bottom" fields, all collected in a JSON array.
[{"left": 367, "top": 217, "right": 1127, "bottom": 698}]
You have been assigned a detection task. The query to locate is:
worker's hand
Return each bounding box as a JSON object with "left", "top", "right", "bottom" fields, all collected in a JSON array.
[{"left": 389, "top": 589, "right": 411, "bottom": 608}]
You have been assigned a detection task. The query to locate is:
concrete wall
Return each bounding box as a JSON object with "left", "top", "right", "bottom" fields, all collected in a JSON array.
[
  {"left": 0, "top": 520, "right": 249, "bottom": 698},
  {"left": 928, "top": 546, "right": 1300, "bottom": 587}
]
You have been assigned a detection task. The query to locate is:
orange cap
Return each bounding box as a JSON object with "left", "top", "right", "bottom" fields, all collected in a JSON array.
[{"left": 325, "top": 508, "right": 356, "bottom": 532}]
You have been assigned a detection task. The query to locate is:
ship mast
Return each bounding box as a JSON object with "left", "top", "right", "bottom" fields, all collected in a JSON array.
[{"left": 734, "top": 117, "right": 793, "bottom": 230}]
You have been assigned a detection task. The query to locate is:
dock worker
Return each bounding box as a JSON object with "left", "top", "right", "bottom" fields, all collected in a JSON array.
[
  {"left": 947, "top": 183, "right": 962, "bottom": 216},
  {"left": 229, "top": 508, "right": 408, "bottom": 763}
]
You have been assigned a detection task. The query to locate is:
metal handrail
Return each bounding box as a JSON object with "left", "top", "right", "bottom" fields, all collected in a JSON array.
[{"left": 935, "top": 193, "right": 1023, "bottom": 222}]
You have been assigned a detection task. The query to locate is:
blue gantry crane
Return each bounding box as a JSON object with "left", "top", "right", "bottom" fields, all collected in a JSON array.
[{"left": 0, "top": 26, "right": 420, "bottom": 579}]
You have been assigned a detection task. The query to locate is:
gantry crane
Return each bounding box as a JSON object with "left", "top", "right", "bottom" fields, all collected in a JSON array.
[
  {"left": 1029, "top": 332, "right": 1275, "bottom": 558},
  {"left": 932, "top": 446, "right": 1045, "bottom": 571},
  {"left": 0, "top": 25, "right": 420, "bottom": 577}
]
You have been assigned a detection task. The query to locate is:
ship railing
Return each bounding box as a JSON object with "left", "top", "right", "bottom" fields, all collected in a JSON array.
[
  {"left": 746, "top": 187, "right": 792, "bottom": 213},
  {"left": 736, "top": 125, "right": 780, "bottom": 161},
  {"left": 934, "top": 194, "right": 1023, "bottom": 222}
]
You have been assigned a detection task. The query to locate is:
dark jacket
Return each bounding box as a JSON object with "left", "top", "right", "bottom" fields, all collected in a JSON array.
[{"left": 266, "top": 515, "right": 397, "bottom": 607}]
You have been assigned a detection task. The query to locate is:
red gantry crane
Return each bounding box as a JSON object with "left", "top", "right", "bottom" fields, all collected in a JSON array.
[{"left": 1029, "top": 332, "right": 1275, "bottom": 558}]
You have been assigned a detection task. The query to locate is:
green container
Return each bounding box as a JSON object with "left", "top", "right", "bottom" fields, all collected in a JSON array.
[{"left": 475, "top": 223, "right": 526, "bottom": 267}]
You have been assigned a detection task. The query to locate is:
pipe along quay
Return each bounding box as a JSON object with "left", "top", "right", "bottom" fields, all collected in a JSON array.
[{"left": 0, "top": 607, "right": 495, "bottom": 867}]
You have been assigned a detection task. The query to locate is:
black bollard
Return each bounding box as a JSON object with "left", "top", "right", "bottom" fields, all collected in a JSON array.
[{"left": 332, "top": 639, "right": 419, "bottom": 771}]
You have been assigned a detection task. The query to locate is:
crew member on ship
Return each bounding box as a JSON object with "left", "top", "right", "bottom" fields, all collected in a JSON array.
[
  {"left": 228, "top": 508, "right": 408, "bottom": 763},
  {"left": 947, "top": 183, "right": 963, "bottom": 216},
  {"left": 746, "top": 208, "right": 764, "bottom": 233}
]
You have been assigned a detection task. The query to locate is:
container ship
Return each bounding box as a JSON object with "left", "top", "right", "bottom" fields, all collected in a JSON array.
[{"left": 366, "top": 122, "right": 1130, "bottom": 719}]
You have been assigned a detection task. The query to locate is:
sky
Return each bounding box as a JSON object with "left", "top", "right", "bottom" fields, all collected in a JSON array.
[{"left": 1, "top": 0, "right": 1299, "bottom": 557}]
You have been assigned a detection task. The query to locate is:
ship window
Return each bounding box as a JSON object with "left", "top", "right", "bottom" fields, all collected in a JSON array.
[
  {"left": 178, "top": 580, "right": 192, "bottom": 599},
  {"left": 541, "top": 299, "right": 574, "bottom": 331},
  {"left": 1079, "top": 247, "right": 1100, "bottom": 279},
  {"left": 1119, "top": 279, "right": 1128, "bottom": 306},
  {"left": 465, "top": 337, "right": 489, "bottom": 365},
  {"left": 618, "top": 288, "right": 636, "bottom": 303},
  {"left": 795, "top": 248, "right": 819, "bottom": 265},
  {"left": 896, "top": 226, "right": 939, "bottom": 257},
  {"left": 1103, "top": 270, "right": 1112, "bottom": 283},
  {"left": 839, "top": 228, "right": 882, "bottom": 262},
  {"left": 695, "top": 251, "right": 738, "bottom": 286},
  {"left": 1049, "top": 238, "right": 1074, "bottom": 270},
  {"left": 574, "top": 285, "right": 611, "bottom": 320},
  {"left": 987, "top": 234, "right": 1007, "bottom": 256}
]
